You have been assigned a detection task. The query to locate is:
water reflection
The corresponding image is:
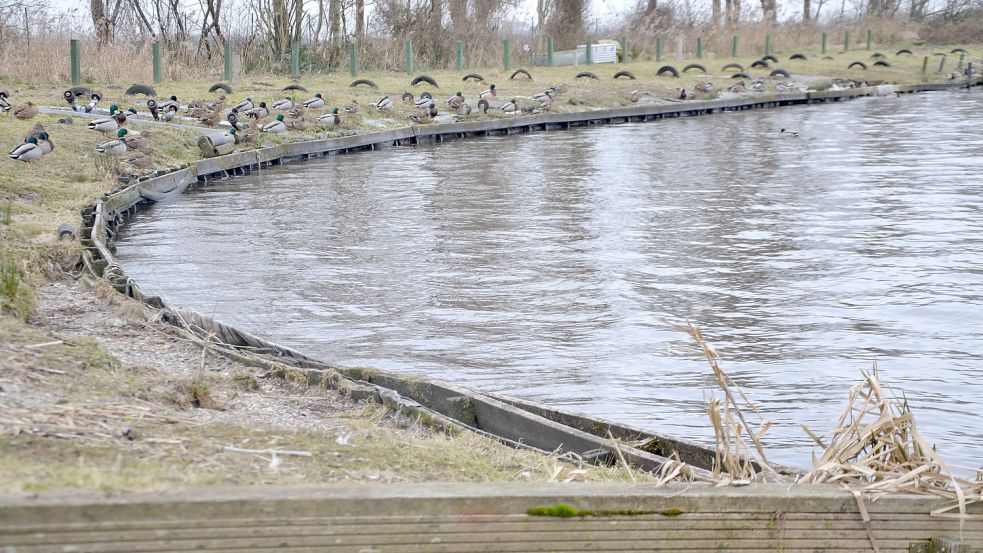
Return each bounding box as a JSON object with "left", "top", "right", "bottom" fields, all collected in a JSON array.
[{"left": 116, "top": 92, "right": 983, "bottom": 468}]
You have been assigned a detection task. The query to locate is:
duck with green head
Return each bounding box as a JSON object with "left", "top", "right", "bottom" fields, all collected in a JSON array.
[
  {"left": 261, "top": 114, "right": 287, "bottom": 133},
  {"left": 317, "top": 107, "right": 341, "bottom": 128},
  {"left": 88, "top": 105, "right": 127, "bottom": 136},
  {"left": 447, "top": 91, "right": 465, "bottom": 109},
  {"left": 95, "top": 128, "right": 130, "bottom": 155},
  {"left": 9, "top": 136, "right": 44, "bottom": 163},
  {"left": 303, "top": 93, "right": 325, "bottom": 110}
]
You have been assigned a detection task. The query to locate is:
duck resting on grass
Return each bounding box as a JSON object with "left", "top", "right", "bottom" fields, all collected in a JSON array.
[
  {"left": 88, "top": 105, "right": 128, "bottom": 136},
  {"left": 262, "top": 114, "right": 287, "bottom": 133},
  {"left": 303, "top": 93, "right": 325, "bottom": 110},
  {"left": 231, "top": 97, "right": 254, "bottom": 112},
  {"left": 9, "top": 135, "right": 46, "bottom": 163},
  {"left": 447, "top": 92, "right": 465, "bottom": 109},
  {"left": 0, "top": 90, "right": 11, "bottom": 114},
  {"left": 272, "top": 97, "right": 293, "bottom": 110},
  {"left": 13, "top": 101, "right": 38, "bottom": 120},
  {"left": 95, "top": 128, "right": 131, "bottom": 154},
  {"left": 410, "top": 103, "right": 437, "bottom": 124},
  {"left": 376, "top": 96, "right": 393, "bottom": 111},
  {"left": 246, "top": 101, "right": 269, "bottom": 121},
  {"left": 318, "top": 107, "right": 341, "bottom": 128}
]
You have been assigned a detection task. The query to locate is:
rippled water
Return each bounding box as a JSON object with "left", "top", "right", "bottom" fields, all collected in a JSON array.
[{"left": 116, "top": 92, "right": 983, "bottom": 469}]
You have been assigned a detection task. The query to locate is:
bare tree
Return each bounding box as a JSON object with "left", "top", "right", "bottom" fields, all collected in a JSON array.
[
  {"left": 90, "top": 0, "right": 125, "bottom": 45},
  {"left": 802, "top": 0, "right": 811, "bottom": 21},
  {"left": 552, "top": 0, "right": 585, "bottom": 48},
  {"left": 759, "top": 0, "right": 777, "bottom": 22}
]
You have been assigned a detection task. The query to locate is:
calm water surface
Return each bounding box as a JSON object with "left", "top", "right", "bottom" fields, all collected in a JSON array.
[{"left": 116, "top": 92, "right": 983, "bottom": 468}]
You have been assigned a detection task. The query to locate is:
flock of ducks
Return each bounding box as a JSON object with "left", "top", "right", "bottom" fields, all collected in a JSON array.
[{"left": 7, "top": 70, "right": 879, "bottom": 165}]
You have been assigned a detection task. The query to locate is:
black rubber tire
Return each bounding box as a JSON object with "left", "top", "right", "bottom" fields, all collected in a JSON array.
[
  {"left": 477, "top": 99, "right": 489, "bottom": 114},
  {"left": 682, "top": 63, "right": 707, "bottom": 73},
  {"left": 896, "top": 48, "right": 913, "bottom": 55},
  {"left": 750, "top": 59, "right": 770, "bottom": 69},
  {"left": 401, "top": 92, "right": 414, "bottom": 102},
  {"left": 873, "top": 60, "right": 891, "bottom": 67},
  {"left": 410, "top": 74, "right": 439, "bottom": 87},
  {"left": 421, "top": 92, "right": 433, "bottom": 99},
  {"left": 656, "top": 65, "right": 680, "bottom": 78},
  {"left": 762, "top": 54, "right": 778, "bottom": 63},
  {"left": 462, "top": 73, "right": 485, "bottom": 82},
  {"left": 209, "top": 82, "right": 233, "bottom": 94},
  {"left": 951, "top": 48, "right": 969, "bottom": 54},
  {"left": 822, "top": 56, "right": 834, "bottom": 60},
  {"left": 509, "top": 68, "right": 533, "bottom": 80},
  {"left": 350, "top": 79, "right": 379, "bottom": 89},
  {"left": 722, "top": 62, "right": 744, "bottom": 71},
  {"left": 613, "top": 70, "right": 636, "bottom": 80},
  {"left": 57, "top": 224, "right": 75, "bottom": 240},
  {"left": 731, "top": 71, "right": 750, "bottom": 79},
  {"left": 870, "top": 52, "right": 886, "bottom": 59},
  {"left": 848, "top": 61, "right": 868, "bottom": 70},
  {"left": 769, "top": 69, "right": 790, "bottom": 78},
  {"left": 575, "top": 71, "right": 599, "bottom": 80},
  {"left": 63, "top": 90, "right": 75, "bottom": 101},
  {"left": 283, "top": 84, "right": 309, "bottom": 92},
  {"left": 66, "top": 86, "right": 94, "bottom": 98},
  {"left": 789, "top": 53, "right": 807, "bottom": 61},
  {"left": 125, "top": 84, "right": 156, "bottom": 96}
]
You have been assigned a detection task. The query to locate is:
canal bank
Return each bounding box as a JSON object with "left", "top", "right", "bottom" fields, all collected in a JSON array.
[{"left": 83, "top": 81, "right": 978, "bottom": 473}]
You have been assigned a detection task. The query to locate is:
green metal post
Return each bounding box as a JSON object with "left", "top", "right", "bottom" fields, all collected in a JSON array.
[
  {"left": 349, "top": 43, "right": 358, "bottom": 77},
  {"left": 405, "top": 40, "right": 413, "bottom": 75},
  {"left": 620, "top": 37, "right": 629, "bottom": 63},
  {"left": 821, "top": 32, "right": 827, "bottom": 54},
  {"left": 290, "top": 40, "right": 299, "bottom": 77},
  {"left": 152, "top": 42, "right": 161, "bottom": 83},
  {"left": 731, "top": 35, "right": 738, "bottom": 57},
  {"left": 764, "top": 35, "right": 771, "bottom": 56},
  {"left": 547, "top": 37, "right": 554, "bottom": 67},
  {"left": 503, "top": 39, "right": 510, "bottom": 70},
  {"left": 223, "top": 42, "right": 232, "bottom": 81},
  {"left": 697, "top": 37, "right": 703, "bottom": 59},
  {"left": 70, "top": 39, "right": 80, "bottom": 86},
  {"left": 938, "top": 55, "right": 946, "bottom": 73},
  {"left": 921, "top": 56, "right": 928, "bottom": 74},
  {"left": 844, "top": 31, "right": 850, "bottom": 52},
  {"left": 958, "top": 52, "right": 965, "bottom": 69},
  {"left": 586, "top": 38, "right": 592, "bottom": 65},
  {"left": 455, "top": 41, "right": 463, "bottom": 71},
  {"left": 656, "top": 37, "right": 662, "bottom": 62},
  {"left": 866, "top": 29, "right": 872, "bottom": 50}
]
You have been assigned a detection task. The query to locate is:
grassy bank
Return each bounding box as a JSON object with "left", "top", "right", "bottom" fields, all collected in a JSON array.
[{"left": 0, "top": 44, "right": 978, "bottom": 493}]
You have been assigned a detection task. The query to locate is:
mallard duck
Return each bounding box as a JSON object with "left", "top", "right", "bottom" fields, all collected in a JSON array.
[
  {"left": 0, "top": 91, "right": 10, "bottom": 114},
  {"left": 230, "top": 125, "right": 259, "bottom": 145},
  {"left": 231, "top": 97, "right": 254, "bottom": 112},
  {"left": 676, "top": 88, "right": 688, "bottom": 100},
  {"left": 414, "top": 95, "right": 432, "bottom": 109},
  {"left": 287, "top": 105, "right": 306, "bottom": 118},
  {"left": 35, "top": 131, "right": 54, "bottom": 154},
  {"left": 80, "top": 92, "right": 101, "bottom": 113},
  {"left": 344, "top": 100, "right": 359, "bottom": 114},
  {"left": 535, "top": 97, "right": 553, "bottom": 113},
  {"left": 751, "top": 78, "right": 765, "bottom": 92},
  {"left": 457, "top": 101, "right": 472, "bottom": 116},
  {"left": 246, "top": 101, "right": 269, "bottom": 120},
  {"left": 87, "top": 105, "right": 127, "bottom": 135},
  {"left": 401, "top": 92, "right": 414, "bottom": 104},
  {"left": 502, "top": 98, "right": 519, "bottom": 113},
  {"left": 479, "top": 84, "right": 496, "bottom": 101},
  {"left": 303, "top": 93, "right": 325, "bottom": 110},
  {"left": 272, "top": 97, "right": 293, "bottom": 110},
  {"left": 147, "top": 99, "right": 161, "bottom": 120},
  {"left": 95, "top": 128, "right": 130, "bottom": 154},
  {"left": 626, "top": 90, "right": 640, "bottom": 103},
  {"left": 122, "top": 149, "right": 154, "bottom": 171},
  {"left": 198, "top": 102, "right": 225, "bottom": 127},
  {"left": 410, "top": 103, "right": 437, "bottom": 124},
  {"left": 122, "top": 130, "right": 151, "bottom": 151},
  {"left": 317, "top": 107, "right": 341, "bottom": 128},
  {"left": 533, "top": 88, "right": 556, "bottom": 103},
  {"left": 447, "top": 91, "right": 465, "bottom": 109},
  {"left": 261, "top": 114, "right": 287, "bottom": 133},
  {"left": 376, "top": 96, "right": 393, "bottom": 110},
  {"left": 13, "top": 102, "right": 38, "bottom": 120},
  {"left": 780, "top": 128, "right": 800, "bottom": 137},
  {"left": 695, "top": 82, "right": 714, "bottom": 94},
  {"left": 9, "top": 136, "right": 44, "bottom": 163},
  {"left": 288, "top": 116, "right": 310, "bottom": 131},
  {"left": 727, "top": 81, "right": 746, "bottom": 93},
  {"left": 186, "top": 100, "right": 208, "bottom": 118}
]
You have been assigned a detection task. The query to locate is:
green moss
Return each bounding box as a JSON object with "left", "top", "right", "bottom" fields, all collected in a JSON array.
[
  {"left": 527, "top": 504, "right": 581, "bottom": 517},
  {"left": 661, "top": 508, "right": 685, "bottom": 517}
]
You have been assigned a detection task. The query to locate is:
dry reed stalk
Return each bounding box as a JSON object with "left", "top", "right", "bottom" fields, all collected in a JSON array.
[
  {"left": 799, "top": 369, "right": 983, "bottom": 523},
  {"left": 661, "top": 318, "right": 781, "bottom": 482}
]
